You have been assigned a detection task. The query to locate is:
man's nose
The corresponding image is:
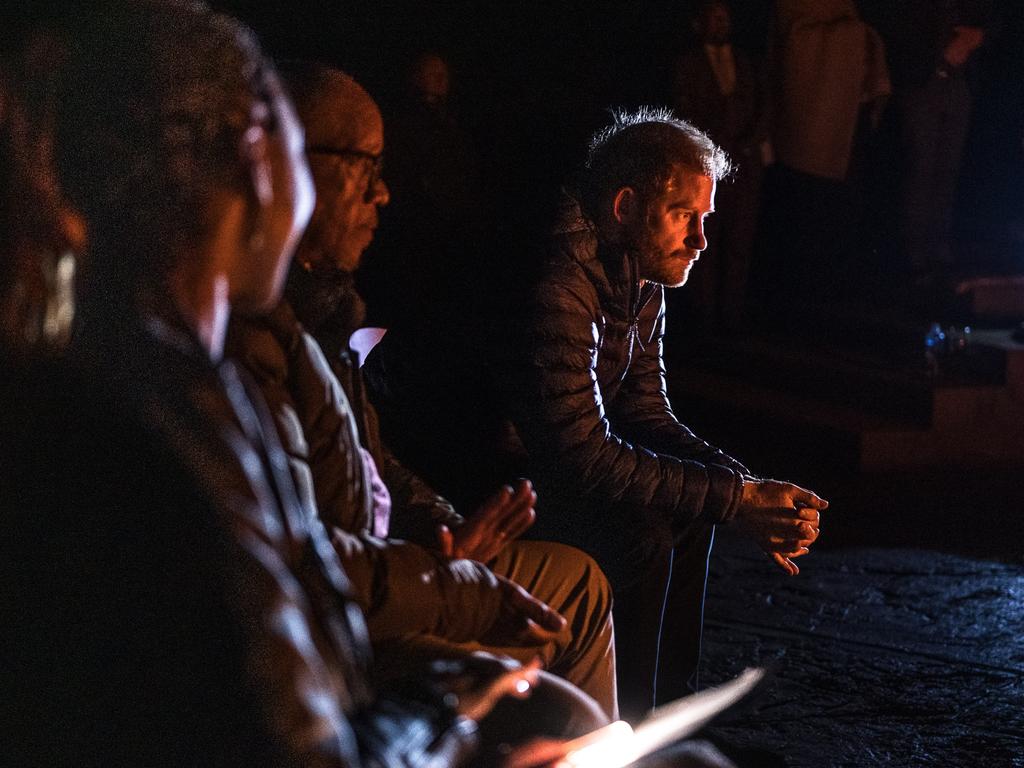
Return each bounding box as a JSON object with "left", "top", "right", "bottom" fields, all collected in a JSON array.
[
  {"left": 684, "top": 220, "right": 707, "bottom": 251},
  {"left": 366, "top": 176, "right": 390, "bottom": 206}
]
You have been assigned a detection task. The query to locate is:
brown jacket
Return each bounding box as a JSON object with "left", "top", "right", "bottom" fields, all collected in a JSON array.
[
  {"left": 227, "top": 302, "right": 514, "bottom": 644},
  {"left": 2, "top": 314, "right": 475, "bottom": 768}
]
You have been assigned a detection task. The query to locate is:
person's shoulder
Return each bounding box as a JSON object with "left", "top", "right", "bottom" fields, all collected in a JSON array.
[
  {"left": 2, "top": 353, "right": 150, "bottom": 437},
  {"left": 541, "top": 200, "right": 603, "bottom": 290},
  {"left": 225, "top": 308, "right": 293, "bottom": 387},
  {"left": 291, "top": 328, "right": 352, "bottom": 412},
  {"left": 533, "top": 237, "right": 603, "bottom": 315},
  {"left": 0, "top": 354, "right": 196, "bottom": 504},
  {"left": 547, "top": 229, "right": 596, "bottom": 275}
]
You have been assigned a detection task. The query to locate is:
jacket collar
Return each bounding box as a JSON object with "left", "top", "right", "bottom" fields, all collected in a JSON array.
[
  {"left": 285, "top": 261, "right": 365, "bottom": 342},
  {"left": 552, "top": 193, "right": 643, "bottom": 319}
]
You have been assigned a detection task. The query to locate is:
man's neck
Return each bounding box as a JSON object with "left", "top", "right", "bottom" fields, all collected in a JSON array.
[{"left": 285, "top": 256, "right": 363, "bottom": 340}]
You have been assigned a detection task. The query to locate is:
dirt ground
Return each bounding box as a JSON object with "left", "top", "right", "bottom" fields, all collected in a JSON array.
[{"left": 698, "top": 529, "right": 1024, "bottom": 767}]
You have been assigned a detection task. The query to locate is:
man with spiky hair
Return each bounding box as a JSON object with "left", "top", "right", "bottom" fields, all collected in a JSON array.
[{"left": 367, "top": 108, "right": 828, "bottom": 718}]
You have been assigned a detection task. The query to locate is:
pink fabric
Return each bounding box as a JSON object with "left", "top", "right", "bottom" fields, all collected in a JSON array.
[
  {"left": 349, "top": 327, "right": 387, "bottom": 367},
  {"left": 359, "top": 447, "right": 391, "bottom": 537}
]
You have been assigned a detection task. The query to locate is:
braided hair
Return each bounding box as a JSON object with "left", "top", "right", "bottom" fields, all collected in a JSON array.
[{"left": 55, "top": 1, "right": 278, "bottom": 306}]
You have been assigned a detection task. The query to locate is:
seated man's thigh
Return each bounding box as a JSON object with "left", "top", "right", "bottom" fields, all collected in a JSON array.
[
  {"left": 374, "top": 541, "right": 617, "bottom": 718},
  {"left": 487, "top": 540, "right": 617, "bottom": 718}
]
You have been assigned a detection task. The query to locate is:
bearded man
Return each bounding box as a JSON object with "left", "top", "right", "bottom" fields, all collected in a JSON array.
[{"left": 366, "top": 109, "right": 828, "bottom": 719}]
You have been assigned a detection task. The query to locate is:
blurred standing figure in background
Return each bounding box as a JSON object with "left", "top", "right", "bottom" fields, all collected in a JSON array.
[
  {"left": 388, "top": 51, "right": 483, "bottom": 232},
  {"left": 670, "top": 0, "right": 768, "bottom": 334},
  {"left": 887, "top": 0, "right": 992, "bottom": 282},
  {"left": 362, "top": 51, "right": 483, "bottom": 331},
  {"left": 762, "top": 0, "right": 890, "bottom": 305}
]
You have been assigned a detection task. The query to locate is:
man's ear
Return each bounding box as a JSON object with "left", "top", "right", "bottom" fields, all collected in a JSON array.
[
  {"left": 612, "top": 186, "right": 638, "bottom": 225},
  {"left": 240, "top": 124, "right": 273, "bottom": 208}
]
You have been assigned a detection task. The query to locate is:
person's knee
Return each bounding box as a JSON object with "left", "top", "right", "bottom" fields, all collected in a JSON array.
[
  {"left": 573, "top": 545, "right": 614, "bottom": 616},
  {"left": 476, "top": 669, "right": 609, "bottom": 757},
  {"left": 525, "top": 540, "right": 613, "bottom": 615}
]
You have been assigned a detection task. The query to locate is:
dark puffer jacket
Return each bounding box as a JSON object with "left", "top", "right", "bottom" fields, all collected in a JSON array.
[
  {"left": 504, "top": 205, "right": 748, "bottom": 569},
  {"left": 228, "top": 302, "right": 520, "bottom": 645},
  {"left": 284, "top": 265, "right": 463, "bottom": 546},
  {"left": 366, "top": 201, "right": 749, "bottom": 588}
]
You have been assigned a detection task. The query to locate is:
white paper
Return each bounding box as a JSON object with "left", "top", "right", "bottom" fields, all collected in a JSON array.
[{"left": 556, "top": 668, "right": 765, "bottom": 768}]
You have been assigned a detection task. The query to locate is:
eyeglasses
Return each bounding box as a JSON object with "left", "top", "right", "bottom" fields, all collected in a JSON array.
[{"left": 306, "top": 146, "right": 384, "bottom": 194}]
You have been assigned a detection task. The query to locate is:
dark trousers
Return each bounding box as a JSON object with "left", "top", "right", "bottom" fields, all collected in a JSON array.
[
  {"left": 900, "top": 72, "right": 972, "bottom": 271},
  {"left": 613, "top": 523, "right": 716, "bottom": 721},
  {"left": 754, "top": 163, "right": 856, "bottom": 312}
]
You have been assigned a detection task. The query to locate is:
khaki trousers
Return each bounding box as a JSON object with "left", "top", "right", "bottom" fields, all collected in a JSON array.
[{"left": 374, "top": 539, "right": 618, "bottom": 720}]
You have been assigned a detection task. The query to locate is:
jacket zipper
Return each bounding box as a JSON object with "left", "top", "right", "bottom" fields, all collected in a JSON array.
[{"left": 624, "top": 256, "right": 643, "bottom": 375}]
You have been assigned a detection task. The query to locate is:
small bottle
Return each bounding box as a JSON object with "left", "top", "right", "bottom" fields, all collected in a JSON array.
[{"left": 947, "top": 325, "right": 971, "bottom": 353}]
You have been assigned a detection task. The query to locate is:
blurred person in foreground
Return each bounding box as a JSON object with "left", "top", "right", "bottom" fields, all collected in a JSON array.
[{"left": 0, "top": 10, "right": 81, "bottom": 356}]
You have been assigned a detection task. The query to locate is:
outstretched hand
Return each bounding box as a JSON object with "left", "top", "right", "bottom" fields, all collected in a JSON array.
[
  {"left": 437, "top": 479, "right": 537, "bottom": 562},
  {"left": 433, "top": 654, "right": 543, "bottom": 723},
  {"left": 732, "top": 479, "right": 828, "bottom": 576},
  {"left": 481, "top": 572, "right": 567, "bottom": 647}
]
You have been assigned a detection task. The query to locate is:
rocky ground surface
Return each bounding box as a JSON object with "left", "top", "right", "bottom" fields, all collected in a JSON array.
[{"left": 699, "top": 530, "right": 1024, "bottom": 767}]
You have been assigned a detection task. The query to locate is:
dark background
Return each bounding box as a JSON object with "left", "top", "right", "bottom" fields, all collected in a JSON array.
[
  {"left": 213, "top": 0, "right": 1024, "bottom": 562},
  {"left": 216, "top": 0, "right": 1024, "bottom": 256}
]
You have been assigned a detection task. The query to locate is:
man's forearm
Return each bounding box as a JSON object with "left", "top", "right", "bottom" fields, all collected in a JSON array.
[{"left": 329, "top": 529, "right": 502, "bottom": 643}]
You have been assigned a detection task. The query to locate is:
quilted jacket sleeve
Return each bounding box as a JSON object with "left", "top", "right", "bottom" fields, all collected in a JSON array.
[
  {"left": 374, "top": 416, "right": 463, "bottom": 547},
  {"left": 329, "top": 528, "right": 508, "bottom": 644},
  {"left": 508, "top": 266, "right": 745, "bottom": 537},
  {"left": 223, "top": 503, "right": 478, "bottom": 768},
  {"left": 226, "top": 312, "right": 373, "bottom": 535},
  {"left": 327, "top": 345, "right": 463, "bottom": 547},
  {"left": 609, "top": 292, "right": 751, "bottom": 477}
]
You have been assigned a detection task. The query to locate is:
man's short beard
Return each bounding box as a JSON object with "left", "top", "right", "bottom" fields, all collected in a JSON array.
[
  {"left": 630, "top": 222, "right": 696, "bottom": 288},
  {"left": 644, "top": 259, "right": 693, "bottom": 288},
  {"left": 627, "top": 210, "right": 668, "bottom": 285}
]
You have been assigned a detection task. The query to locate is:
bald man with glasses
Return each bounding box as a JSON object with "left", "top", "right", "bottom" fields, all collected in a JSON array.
[{"left": 226, "top": 63, "right": 620, "bottom": 721}]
